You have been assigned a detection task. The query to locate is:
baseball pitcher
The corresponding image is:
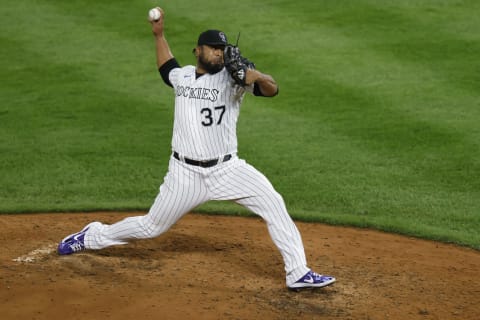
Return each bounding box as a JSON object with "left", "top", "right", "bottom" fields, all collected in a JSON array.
[{"left": 57, "top": 7, "right": 335, "bottom": 290}]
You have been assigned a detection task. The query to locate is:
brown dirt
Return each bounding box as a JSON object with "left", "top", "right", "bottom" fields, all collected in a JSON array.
[{"left": 1, "top": 212, "right": 479, "bottom": 320}]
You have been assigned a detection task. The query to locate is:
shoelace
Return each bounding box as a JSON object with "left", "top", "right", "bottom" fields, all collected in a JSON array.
[
  {"left": 310, "top": 272, "right": 332, "bottom": 282},
  {"left": 310, "top": 271, "right": 321, "bottom": 279},
  {"left": 69, "top": 242, "right": 84, "bottom": 252}
]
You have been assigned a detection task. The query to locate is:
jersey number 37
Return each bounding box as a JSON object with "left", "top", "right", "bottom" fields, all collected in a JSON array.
[{"left": 201, "top": 105, "right": 226, "bottom": 126}]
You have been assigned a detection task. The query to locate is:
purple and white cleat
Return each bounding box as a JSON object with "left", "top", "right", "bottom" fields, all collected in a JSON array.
[
  {"left": 57, "top": 222, "right": 99, "bottom": 255},
  {"left": 288, "top": 270, "right": 336, "bottom": 290}
]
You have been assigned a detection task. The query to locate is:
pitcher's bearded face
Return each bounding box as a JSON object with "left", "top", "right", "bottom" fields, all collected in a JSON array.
[{"left": 198, "top": 45, "right": 224, "bottom": 74}]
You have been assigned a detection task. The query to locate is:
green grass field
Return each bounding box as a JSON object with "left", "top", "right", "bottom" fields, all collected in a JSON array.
[{"left": 1, "top": 0, "right": 479, "bottom": 249}]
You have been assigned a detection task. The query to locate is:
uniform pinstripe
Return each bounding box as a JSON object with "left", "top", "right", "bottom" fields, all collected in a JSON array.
[{"left": 83, "top": 64, "right": 310, "bottom": 286}]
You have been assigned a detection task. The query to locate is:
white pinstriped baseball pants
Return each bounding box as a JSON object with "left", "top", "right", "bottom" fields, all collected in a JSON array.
[{"left": 85, "top": 155, "right": 310, "bottom": 285}]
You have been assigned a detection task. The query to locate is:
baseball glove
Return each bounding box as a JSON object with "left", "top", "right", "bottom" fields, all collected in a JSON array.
[{"left": 224, "top": 45, "right": 255, "bottom": 86}]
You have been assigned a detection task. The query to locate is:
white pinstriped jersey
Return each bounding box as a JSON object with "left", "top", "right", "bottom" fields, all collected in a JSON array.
[{"left": 168, "top": 66, "right": 254, "bottom": 160}]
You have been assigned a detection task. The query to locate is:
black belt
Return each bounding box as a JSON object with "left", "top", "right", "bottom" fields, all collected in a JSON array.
[{"left": 173, "top": 152, "right": 232, "bottom": 168}]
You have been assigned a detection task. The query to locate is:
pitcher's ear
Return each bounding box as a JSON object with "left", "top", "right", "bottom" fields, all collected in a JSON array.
[{"left": 192, "top": 46, "right": 199, "bottom": 57}]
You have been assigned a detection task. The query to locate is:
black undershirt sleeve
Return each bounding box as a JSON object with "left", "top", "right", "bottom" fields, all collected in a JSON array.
[
  {"left": 253, "top": 83, "right": 263, "bottom": 96},
  {"left": 158, "top": 58, "right": 181, "bottom": 87},
  {"left": 253, "top": 82, "right": 279, "bottom": 97}
]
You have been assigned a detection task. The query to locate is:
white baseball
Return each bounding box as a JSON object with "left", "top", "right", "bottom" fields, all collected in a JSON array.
[{"left": 148, "top": 8, "right": 161, "bottom": 22}]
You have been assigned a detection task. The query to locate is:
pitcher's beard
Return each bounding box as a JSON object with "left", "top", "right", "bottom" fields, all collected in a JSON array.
[{"left": 199, "top": 56, "right": 224, "bottom": 74}]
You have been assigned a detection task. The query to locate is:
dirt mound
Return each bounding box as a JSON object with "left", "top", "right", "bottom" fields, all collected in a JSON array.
[{"left": 1, "top": 212, "right": 479, "bottom": 319}]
